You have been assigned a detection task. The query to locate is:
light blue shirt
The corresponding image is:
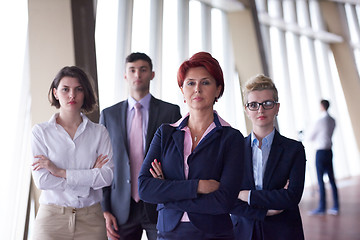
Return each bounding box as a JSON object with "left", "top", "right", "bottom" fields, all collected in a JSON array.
[
  {"left": 251, "top": 129, "right": 275, "bottom": 190},
  {"left": 127, "top": 93, "right": 151, "bottom": 153},
  {"left": 248, "top": 129, "right": 275, "bottom": 204}
]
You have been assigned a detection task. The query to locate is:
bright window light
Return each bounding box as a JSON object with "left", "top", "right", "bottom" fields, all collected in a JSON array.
[
  {"left": 162, "top": 0, "right": 182, "bottom": 108},
  {"left": 189, "top": 0, "right": 202, "bottom": 55},
  {"left": 0, "top": 1, "right": 31, "bottom": 239},
  {"left": 132, "top": 0, "right": 150, "bottom": 53}
]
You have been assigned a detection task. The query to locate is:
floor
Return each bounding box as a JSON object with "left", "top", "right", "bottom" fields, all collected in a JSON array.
[{"left": 299, "top": 176, "right": 360, "bottom": 240}]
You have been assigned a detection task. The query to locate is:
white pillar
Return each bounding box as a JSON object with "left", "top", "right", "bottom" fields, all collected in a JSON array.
[
  {"left": 177, "top": 0, "right": 189, "bottom": 63},
  {"left": 149, "top": 0, "right": 164, "bottom": 97},
  {"left": 283, "top": 0, "right": 310, "bottom": 132},
  {"left": 268, "top": 0, "right": 296, "bottom": 138},
  {"left": 256, "top": 0, "right": 273, "bottom": 77},
  {"left": 177, "top": 0, "right": 190, "bottom": 106},
  {"left": 115, "top": 0, "right": 133, "bottom": 101},
  {"left": 296, "top": 0, "right": 322, "bottom": 118},
  {"left": 201, "top": 2, "right": 212, "bottom": 52}
]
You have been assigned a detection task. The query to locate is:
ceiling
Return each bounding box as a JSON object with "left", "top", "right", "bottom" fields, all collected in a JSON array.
[{"left": 198, "top": 0, "right": 250, "bottom": 12}]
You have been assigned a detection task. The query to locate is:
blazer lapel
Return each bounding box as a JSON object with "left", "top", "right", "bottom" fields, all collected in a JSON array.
[
  {"left": 170, "top": 129, "right": 186, "bottom": 179},
  {"left": 263, "top": 130, "right": 283, "bottom": 189},
  {"left": 244, "top": 136, "right": 256, "bottom": 189},
  {"left": 146, "top": 96, "right": 159, "bottom": 152},
  {"left": 119, "top": 101, "right": 129, "bottom": 155},
  {"left": 193, "top": 128, "right": 220, "bottom": 153}
]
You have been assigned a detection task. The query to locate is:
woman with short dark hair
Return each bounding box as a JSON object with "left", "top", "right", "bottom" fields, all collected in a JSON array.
[{"left": 31, "top": 66, "right": 114, "bottom": 240}]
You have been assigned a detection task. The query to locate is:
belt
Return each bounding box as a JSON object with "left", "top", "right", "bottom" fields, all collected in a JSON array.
[{"left": 40, "top": 202, "right": 101, "bottom": 215}]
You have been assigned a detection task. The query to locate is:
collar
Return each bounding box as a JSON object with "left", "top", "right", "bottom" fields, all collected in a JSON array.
[
  {"left": 320, "top": 111, "right": 329, "bottom": 118},
  {"left": 251, "top": 128, "right": 275, "bottom": 148},
  {"left": 49, "top": 112, "right": 89, "bottom": 129},
  {"left": 170, "top": 111, "right": 231, "bottom": 130},
  {"left": 128, "top": 93, "right": 151, "bottom": 111}
]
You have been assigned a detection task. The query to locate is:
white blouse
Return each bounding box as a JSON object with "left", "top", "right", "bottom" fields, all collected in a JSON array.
[{"left": 31, "top": 113, "right": 114, "bottom": 208}]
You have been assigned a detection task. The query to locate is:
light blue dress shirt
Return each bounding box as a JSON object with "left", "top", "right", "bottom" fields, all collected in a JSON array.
[{"left": 248, "top": 129, "right": 275, "bottom": 204}]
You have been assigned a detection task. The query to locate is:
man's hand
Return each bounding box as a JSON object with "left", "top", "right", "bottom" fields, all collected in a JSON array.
[{"left": 103, "top": 211, "right": 120, "bottom": 240}]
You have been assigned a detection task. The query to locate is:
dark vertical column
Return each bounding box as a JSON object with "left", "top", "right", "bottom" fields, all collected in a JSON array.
[
  {"left": 71, "top": 0, "right": 100, "bottom": 123},
  {"left": 249, "top": 0, "right": 269, "bottom": 77}
]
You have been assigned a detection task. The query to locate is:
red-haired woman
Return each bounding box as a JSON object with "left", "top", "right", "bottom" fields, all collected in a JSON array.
[{"left": 138, "top": 52, "right": 244, "bottom": 240}]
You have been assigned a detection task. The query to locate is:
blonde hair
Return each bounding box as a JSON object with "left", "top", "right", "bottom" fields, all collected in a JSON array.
[{"left": 243, "top": 74, "right": 278, "bottom": 104}]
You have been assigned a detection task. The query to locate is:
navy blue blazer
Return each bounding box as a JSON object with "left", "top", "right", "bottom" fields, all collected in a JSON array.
[
  {"left": 231, "top": 130, "right": 306, "bottom": 240},
  {"left": 100, "top": 95, "right": 181, "bottom": 225},
  {"left": 138, "top": 113, "right": 245, "bottom": 235}
]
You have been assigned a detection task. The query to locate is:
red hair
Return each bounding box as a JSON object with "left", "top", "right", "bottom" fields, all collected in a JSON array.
[{"left": 177, "top": 52, "right": 224, "bottom": 99}]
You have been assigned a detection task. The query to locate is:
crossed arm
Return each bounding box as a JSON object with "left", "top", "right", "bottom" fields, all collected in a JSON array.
[
  {"left": 237, "top": 180, "right": 289, "bottom": 217},
  {"left": 32, "top": 154, "right": 109, "bottom": 178},
  {"left": 150, "top": 159, "right": 220, "bottom": 194}
]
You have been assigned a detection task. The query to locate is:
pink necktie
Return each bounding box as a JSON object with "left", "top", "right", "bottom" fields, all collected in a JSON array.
[{"left": 129, "top": 102, "right": 144, "bottom": 202}]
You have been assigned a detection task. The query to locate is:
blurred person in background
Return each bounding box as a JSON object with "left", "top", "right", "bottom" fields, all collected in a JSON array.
[{"left": 308, "top": 99, "right": 339, "bottom": 216}]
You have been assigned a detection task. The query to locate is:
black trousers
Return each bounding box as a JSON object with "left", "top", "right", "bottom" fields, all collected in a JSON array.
[
  {"left": 157, "top": 222, "right": 234, "bottom": 240},
  {"left": 115, "top": 198, "right": 157, "bottom": 240},
  {"left": 316, "top": 149, "right": 339, "bottom": 210}
]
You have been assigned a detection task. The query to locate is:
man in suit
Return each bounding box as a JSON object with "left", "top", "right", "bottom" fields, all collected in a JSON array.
[{"left": 100, "top": 52, "right": 181, "bottom": 240}]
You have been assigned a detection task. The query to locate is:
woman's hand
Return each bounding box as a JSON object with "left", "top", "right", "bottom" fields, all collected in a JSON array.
[
  {"left": 197, "top": 180, "right": 220, "bottom": 194},
  {"left": 149, "top": 159, "right": 220, "bottom": 194},
  {"left": 266, "top": 209, "right": 284, "bottom": 216},
  {"left": 238, "top": 190, "right": 250, "bottom": 201},
  {"left": 150, "top": 159, "right": 164, "bottom": 179},
  {"left": 266, "top": 180, "right": 289, "bottom": 216},
  {"left": 284, "top": 179, "right": 289, "bottom": 189},
  {"left": 93, "top": 154, "right": 109, "bottom": 169},
  {"left": 32, "top": 155, "right": 66, "bottom": 178}
]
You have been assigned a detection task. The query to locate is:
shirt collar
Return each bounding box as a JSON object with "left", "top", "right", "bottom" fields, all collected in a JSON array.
[
  {"left": 251, "top": 128, "right": 275, "bottom": 148},
  {"left": 49, "top": 112, "right": 89, "bottom": 129},
  {"left": 320, "top": 111, "right": 328, "bottom": 118},
  {"left": 170, "top": 111, "right": 231, "bottom": 130},
  {"left": 128, "top": 93, "right": 151, "bottom": 111}
]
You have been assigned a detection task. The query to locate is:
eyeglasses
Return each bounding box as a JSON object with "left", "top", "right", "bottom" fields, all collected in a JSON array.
[{"left": 246, "top": 100, "right": 278, "bottom": 111}]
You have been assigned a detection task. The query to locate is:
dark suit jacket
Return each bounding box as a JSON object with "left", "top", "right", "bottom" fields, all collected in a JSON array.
[
  {"left": 231, "top": 130, "right": 306, "bottom": 240},
  {"left": 138, "top": 113, "right": 245, "bottom": 235},
  {"left": 100, "top": 95, "right": 181, "bottom": 225}
]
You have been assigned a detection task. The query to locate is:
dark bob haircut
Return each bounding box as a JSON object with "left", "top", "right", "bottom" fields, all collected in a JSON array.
[
  {"left": 177, "top": 52, "right": 224, "bottom": 99},
  {"left": 125, "top": 52, "right": 153, "bottom": 70},
  {"left": 48, "top": 66, "right": 97, "bottom": 113}
]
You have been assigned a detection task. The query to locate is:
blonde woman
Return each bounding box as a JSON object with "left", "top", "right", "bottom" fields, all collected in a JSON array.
[{"left": 231, "top": 74, "right": 306, "bottom": 240}]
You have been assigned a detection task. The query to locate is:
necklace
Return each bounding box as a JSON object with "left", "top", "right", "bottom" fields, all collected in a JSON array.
[{"left": 194, "top": 136, "right": 198, "bottom": 142}]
